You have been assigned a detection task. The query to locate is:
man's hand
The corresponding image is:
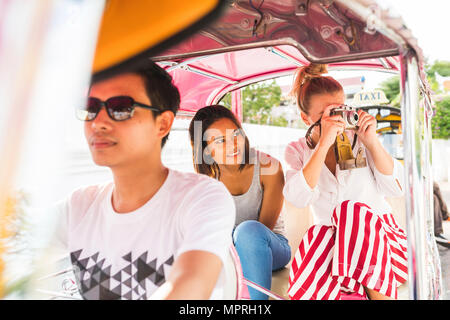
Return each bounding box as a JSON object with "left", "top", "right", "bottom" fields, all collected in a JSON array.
[{"left": 149, "top": 250, "right": 223, "bottom": 300}]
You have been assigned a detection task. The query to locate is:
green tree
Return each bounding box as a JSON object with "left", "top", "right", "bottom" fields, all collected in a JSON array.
[
  {"left": 219, "top": 93, "right": 232, "bottom": 110},
  {"left": 426, "top": 61, "right": 450, "bottom": 138},
  {"left": 219, "top": 80, "right": 289, "bottom": 127},
  {"left": 426, "top": 60, "right": 450, "bottom": 76},
  {"left": 431, "top": 96, "right": 450, "bottom": 139},
  {"left": 376, "top": 60, "right": 450, "bottom": 139},
  {"left": 425, "top": 60, "right": 450, "bottom": 79},
  {"left": 425, "top": 60, "right": 450, "bottom": 94},
  {"left": 377, "top": 75, "right": 400, "bottom": 107},
  {"left": 242, "top": 80, "right": 282, "bottom": 124},
  {"left": 271, "top": 115, "right": 288, "bottom": 127},
  {"left": 378, "top": 61, "right": 450, "bottom": 105}
]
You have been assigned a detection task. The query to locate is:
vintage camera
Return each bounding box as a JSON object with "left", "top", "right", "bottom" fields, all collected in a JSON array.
[
  {"left": 329, "top": 105, "right": 367, "bottom": 170},
  {"left": 330, "top": 105, "right": 359, "bottom": 129}
]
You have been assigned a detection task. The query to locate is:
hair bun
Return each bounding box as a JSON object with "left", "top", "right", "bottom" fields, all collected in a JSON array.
[
  {"left": 290, "top": 63, "right": 328, "bottom": 98},
  {"left": 291, "top": 63, "right": 342, "bottom": 114},
  {"left": 304, "top": 63, "right": 327, "bottom": 79}
]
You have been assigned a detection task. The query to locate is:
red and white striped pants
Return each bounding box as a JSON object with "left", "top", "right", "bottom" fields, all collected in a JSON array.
[{"left": 288, "top": 200, "right": 408, "bottom": 300}]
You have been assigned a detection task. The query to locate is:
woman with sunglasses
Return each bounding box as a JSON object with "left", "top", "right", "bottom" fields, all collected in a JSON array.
[
  {"left": 284, "top": 63, "right": 408, "bottom": 300},
  {"left": 189, "top": 105, "right": 291, "bottom": 300}
]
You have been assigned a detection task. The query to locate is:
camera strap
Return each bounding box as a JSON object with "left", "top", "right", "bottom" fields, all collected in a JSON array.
[
  {"left": 304, "top": 117, "right": 366, "bottom": 170},
  {"left": 335, "top": 132, "right": 367, "bottom": 170},
  {"left": 305, "top": 119, "right": 321, "bottom": 149}
]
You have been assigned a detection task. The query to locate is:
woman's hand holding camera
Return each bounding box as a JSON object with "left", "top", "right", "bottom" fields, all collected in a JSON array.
[
  {"left": 318, "top": 107, "right": 378, "bottom": 150},
  {"left": 356, "top": 109, "right": 394, "bottom": 175},
  {"left": 356, "top": 109, "right": 378, "bottom": 149},
  {"left": 318, "top": 105, "right": 346, "bottom": 150}
]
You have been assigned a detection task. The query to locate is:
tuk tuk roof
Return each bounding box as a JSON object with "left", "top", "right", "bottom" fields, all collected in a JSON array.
[
  {"left": 149, "top": 0, "right": 426, "bottom": 114},
  {"left": 157, "top": 45, "right": 400, "bottom": 113}
]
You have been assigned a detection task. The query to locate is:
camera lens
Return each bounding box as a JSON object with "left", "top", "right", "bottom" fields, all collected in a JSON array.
[{"left": 346, "top": 111, "right": 358, "bottom": 126}]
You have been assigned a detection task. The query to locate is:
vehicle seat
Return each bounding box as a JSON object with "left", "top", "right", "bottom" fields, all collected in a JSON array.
[
  {"left": 385, "top": 196, "right": 409, "bottom": 300},
  {"left": 270, "top": 200, "right": 313, "bottom": 299}
]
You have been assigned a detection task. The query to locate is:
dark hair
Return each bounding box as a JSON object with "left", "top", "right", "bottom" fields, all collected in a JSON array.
[
  {"left": 291, "top": 63, "right": 343, "bottom": 115},
  {"left": 188, "top": 105, "right": 251, "bottom": 179},
  {"left": 90, "top": 59, "right": 180, "bottom": 148},
  {"left": 134, "top": 59, "right": 180, "bottom": 147}
]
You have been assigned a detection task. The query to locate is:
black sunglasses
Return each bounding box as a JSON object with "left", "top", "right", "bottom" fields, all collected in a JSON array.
[{"left": 77, "top": 96, "right": 161, "bottom": 121}]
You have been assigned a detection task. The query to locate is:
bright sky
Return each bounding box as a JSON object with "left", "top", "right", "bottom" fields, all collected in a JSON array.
[{"left": 378, "top": 0, "right": 450, "bottom": 63}]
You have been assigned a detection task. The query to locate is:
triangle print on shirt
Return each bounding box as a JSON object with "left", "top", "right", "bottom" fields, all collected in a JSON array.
[{"left": 70, "top": 249, "right": 174, "bottom": 300}]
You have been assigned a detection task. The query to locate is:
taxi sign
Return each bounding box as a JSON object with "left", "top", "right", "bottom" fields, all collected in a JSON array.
[{"left": 352, "top": 89, "right": 389, "bottom": 106}]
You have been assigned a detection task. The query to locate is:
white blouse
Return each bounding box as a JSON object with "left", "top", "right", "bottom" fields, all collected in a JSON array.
[{"left": 283, "top": 132, "right": 405, "bottom": 226}]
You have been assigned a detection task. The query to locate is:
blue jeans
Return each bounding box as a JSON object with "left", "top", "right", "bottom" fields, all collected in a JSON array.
[{"left": 233, "top": 220, "right": 291, "bottom": 300}]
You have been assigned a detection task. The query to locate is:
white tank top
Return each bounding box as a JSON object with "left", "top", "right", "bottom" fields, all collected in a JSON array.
[{"left": 231, "top": 149, "right": 286, "bottom": 236}]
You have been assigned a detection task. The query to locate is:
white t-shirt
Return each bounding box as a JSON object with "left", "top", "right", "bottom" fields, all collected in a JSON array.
[
  {"left": 52, "top": 169, "right": 236, "bottom": 300},
  {"left": 283, "top": 132, "right": 405, "bottom": 226}
]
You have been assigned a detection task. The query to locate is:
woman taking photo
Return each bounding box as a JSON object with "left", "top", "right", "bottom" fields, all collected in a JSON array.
[
  {"left": 189, "top": 105, "right": 291, "bottom": 300},
  {"left": 284, "top": 64, "right": 408, "bottom": 300}
]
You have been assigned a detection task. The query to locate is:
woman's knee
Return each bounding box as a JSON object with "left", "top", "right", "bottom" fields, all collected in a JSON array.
[
  {"left": 331, "top": 200, "right": 373, "bottom": 226},
  {"left": 233, "top": 220, "right": 268, "bottom": 245}
]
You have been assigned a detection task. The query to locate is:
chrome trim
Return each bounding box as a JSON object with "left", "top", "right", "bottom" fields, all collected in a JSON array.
[
  {"left": 400, "top": 48, "right": 421, "bottom": 300},
  {"left": 400, "top": 48, "right": 443, "bottom": 299},
  {"left": 152, "top": 39, "right": 296, "bottom": 62},
  {"left": 152, "top": 37, "right": 399, "bottom": 65},
  {"left": 421, "top": 84, "right": 445, "bottom": 299},
  {"left": 267, "top": 47, "right": 304, "bottom": 66},
  {"left": 181, "top": 64, "right": 238, "bottom": 84},
  {"left": 161, "top": 55, "right": 238, "bottom": 84},
  {"left": 36, "top": 267, "right": 74, "bottom": 281},
  {"left": 243, "top": 278, "right": 286, "bottom": 300},
  {"left": 378, "top": 57, "right": 391, "bottom": 69},
  {"left": 35, "top": 289, "right": 81, "bottom": 300},
  {"left": 327, "top": 66, "right": 398, "bottom": 74},
  {"left": 175, "top": 111, "right": 195, "bottom": 119},
  {"left": 165, "top": 55, "right": 213, "bottom": 72},
  {"left": 319, "top": 0, "right": 349, "bottom": 26}
]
